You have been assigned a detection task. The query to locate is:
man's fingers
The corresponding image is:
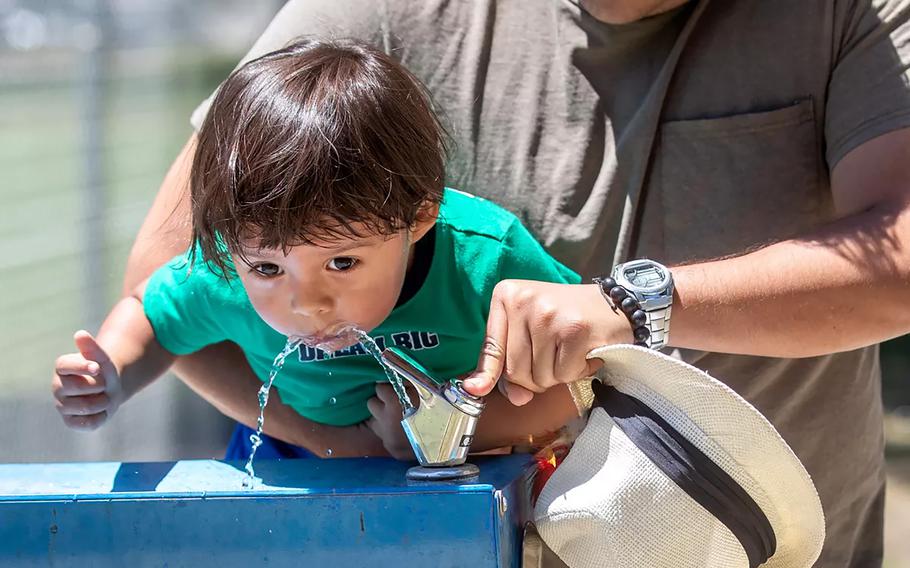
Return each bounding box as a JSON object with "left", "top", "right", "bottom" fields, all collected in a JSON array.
[
  {"left": 61, "top": 413, "right": 108, "bottom": 432},
  {"left": 55, "top": 393, "right": 112, "bottom": 416},
  {"left": 554, "top": 325, "right": 603, "bottom": 382},
  {"left": 529, "top": 313, "right": 558, "bottom": 391},
  {"left": 463, "top": 294, "right": 509, "bottom": 396},
  {"left": 500, "top": 381, "right": 536, "bottom": 406},
  {"left": 504, "top": 311, "right": 535, "bottom": 392},
  {"left": 583, "top": 356, "right": 605, "bottom": 378}
]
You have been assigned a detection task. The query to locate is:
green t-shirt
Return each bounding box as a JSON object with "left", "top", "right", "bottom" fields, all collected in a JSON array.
[{"left": 144, "top": 189, "right": 580, "bottom": 426}]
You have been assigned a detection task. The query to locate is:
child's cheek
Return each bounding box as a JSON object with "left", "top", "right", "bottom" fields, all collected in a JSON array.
[
  {"left": 242, "top": 281, "right": 289, "bottom": 334},
  {"left": 337, "top": 287, "right": 386, "bottom": 333}
]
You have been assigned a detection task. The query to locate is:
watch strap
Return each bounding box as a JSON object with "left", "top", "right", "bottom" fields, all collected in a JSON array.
[
  {"left": 594, "top": 262, "right": 673, "bottom": 350},
  {"left": 645, "top": 305, "right": 671, "bottom": 350}
]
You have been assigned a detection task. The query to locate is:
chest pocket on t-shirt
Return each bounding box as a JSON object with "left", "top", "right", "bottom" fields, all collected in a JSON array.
[{"left": 639, "top": 98, "right": 828, "bottom": 265}]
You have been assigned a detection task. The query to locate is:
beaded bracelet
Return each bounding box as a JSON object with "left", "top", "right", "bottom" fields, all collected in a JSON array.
[{"left": 592, "top": 276, "right": 651, "bottom": 348}]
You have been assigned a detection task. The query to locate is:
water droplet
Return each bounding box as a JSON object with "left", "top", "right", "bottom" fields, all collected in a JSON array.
[
  {"left": 325, "top": 448, "right": 334, "bottom": 456},
  {"left": 328, "top": 397, "right": 337, "bottom": 405}
]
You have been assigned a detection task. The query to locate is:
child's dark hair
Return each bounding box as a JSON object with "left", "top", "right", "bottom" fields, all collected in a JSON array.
[{"left": 190, "top": 38, "right": 447, "bottom": 276}]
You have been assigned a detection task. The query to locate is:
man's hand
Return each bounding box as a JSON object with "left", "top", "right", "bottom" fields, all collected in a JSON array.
[
  {"left": 463, "top": 281, "right": 632, "bottom": 405},
  {"left": 52, "top": 330, "right": 124, "bottom": 431},
  {"left": 366, "top": 383, "right": 416, "bottom": 460}
]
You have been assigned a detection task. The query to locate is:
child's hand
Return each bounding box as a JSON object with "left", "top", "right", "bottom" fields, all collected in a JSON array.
[
  {"left": 52, "top": 330, "right": 124, "bottom": 431},
  {"left": 366, "top": 383, "right": 415, "bottom": 460}
]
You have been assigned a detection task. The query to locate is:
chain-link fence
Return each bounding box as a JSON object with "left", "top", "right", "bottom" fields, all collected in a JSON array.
[{"left": 0, "top": 0, "right": 284, "bottom": 462}]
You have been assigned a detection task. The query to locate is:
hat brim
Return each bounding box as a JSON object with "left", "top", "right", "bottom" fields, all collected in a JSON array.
[{"left": 584, "top": 344, "right": 825, "bottom": 568}]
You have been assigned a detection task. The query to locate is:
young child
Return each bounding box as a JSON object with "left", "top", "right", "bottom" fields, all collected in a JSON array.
[{"left": 52, "top": 39, "right": 579, "bottom": 460}]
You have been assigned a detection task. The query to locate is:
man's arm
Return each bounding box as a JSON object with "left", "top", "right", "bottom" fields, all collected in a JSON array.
[
  {"left": 472, "top": 384, "right": 579, "bottom": 449},
  {"left": 122, "top": 135, "right": 195, "bottom": 294},
  {"left": 177, "top": 341, "right": 389, "bottom": 458},
  {"left": 670, "top": 127, "right": 910, "bottom": 358},
  {"left": 464, "top": 128, "right": 910, "bottom": 401}
]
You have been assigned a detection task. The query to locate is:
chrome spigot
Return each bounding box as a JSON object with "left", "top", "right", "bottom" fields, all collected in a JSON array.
[{"left": 380, "top": 347, "right": 485, "bottom": 468}]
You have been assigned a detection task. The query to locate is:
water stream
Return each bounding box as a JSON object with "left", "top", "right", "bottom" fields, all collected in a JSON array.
[
  {"left": 354, "top": 328, "right": 413, "bottom": 412},
  {"left": 242, "top": 329, "right": 414, "bottom": 488},
  {"left": 242, "top": 336, "right": 303, "bottom": 488}
]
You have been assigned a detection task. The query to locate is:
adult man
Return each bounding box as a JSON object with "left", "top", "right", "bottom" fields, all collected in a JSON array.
[{"left": 65, "top": 0, "right": 910, "bottom": 564}]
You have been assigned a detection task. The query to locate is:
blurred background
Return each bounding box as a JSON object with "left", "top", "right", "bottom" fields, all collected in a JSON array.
[{"left": 1, "top": 0, "right": 908, "bottom": 564}]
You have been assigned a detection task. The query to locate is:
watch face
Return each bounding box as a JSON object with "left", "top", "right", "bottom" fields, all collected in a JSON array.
[
  {"left": 621, "top": 261, "right": 670, "bottom": 292},
  {"left": 625, "top": 265, "right": 664, "bottom": 287}
]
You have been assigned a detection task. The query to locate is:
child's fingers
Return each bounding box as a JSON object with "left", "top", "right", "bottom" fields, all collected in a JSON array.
[
  {"left": 61, "top": 412, "right": 108, "bottom": 432},
  {"left": 52, "top": 369, "right": 106, "bottom": 397},
  {"left": 366, "top": 396, "right": 384, "bottom": 419},
  {"left": 54, "top": 353, "right": 101, "bottom": 378},
  {"left": 55, "top": 392, "right": 112, "bottom": 416},
  {"left": 73, "top": 330, "right": 116, "bottom": 375},
  {"left": 375, "top": 383, "right": 407, "bottom": 406},
  {"left": 364, "top": 416, "right": 379, "bottom": 435}
]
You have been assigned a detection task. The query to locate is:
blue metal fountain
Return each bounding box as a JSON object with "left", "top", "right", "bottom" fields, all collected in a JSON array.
[{"left": 0, "top": 454, "right": 534, "bottom": 567}]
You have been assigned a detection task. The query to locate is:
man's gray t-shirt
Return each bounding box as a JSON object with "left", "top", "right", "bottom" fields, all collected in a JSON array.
[{"left": 191, "top": 1, "right": 910, "bottom": 564}]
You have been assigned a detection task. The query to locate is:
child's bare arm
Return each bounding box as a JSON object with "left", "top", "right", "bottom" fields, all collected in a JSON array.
[{"left": 52, "top": 283, "right": 175, "bottom": 430}]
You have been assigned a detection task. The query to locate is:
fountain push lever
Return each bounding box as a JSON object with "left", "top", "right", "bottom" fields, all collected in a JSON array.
[{"left": 380, "top": 347, "right": 485, "bottom": 479}]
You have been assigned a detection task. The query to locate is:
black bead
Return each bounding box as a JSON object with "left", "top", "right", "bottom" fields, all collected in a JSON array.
[
  {"left": 633, "top": 326, "right": 650, "bottom": 341},
  {"left": 600, "top": 277, "right": 617, "bottom": 290},
  {"left": 621, "top": 297, "right": 638, "bottom": 314},
  {"left": 609, "top": 286, "right": 627, "bottom": 302},
  {"left": 634, "top": 340, "right": 649, "bottom": 348},
  {"left": 631, "top": 310, "right": 647, "bottom": 327}
]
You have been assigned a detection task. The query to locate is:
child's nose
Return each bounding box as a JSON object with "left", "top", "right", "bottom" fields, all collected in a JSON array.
[{"left": 290, "top": 287, "right": 334, "bottom": 316}]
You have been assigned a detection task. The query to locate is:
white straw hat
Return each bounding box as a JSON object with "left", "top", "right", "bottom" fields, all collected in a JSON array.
[{"left": 534, "top": 344, "right": 824, "bottom": 568}]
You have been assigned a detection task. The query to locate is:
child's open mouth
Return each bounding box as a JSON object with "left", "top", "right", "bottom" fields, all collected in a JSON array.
[{"left": 297, "top": 325, "right": 360, "bottom": 353}]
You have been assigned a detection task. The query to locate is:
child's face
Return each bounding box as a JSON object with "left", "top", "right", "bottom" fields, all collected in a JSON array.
[{"left": 232, "top": 213, "right": 437, "bottom": 351}]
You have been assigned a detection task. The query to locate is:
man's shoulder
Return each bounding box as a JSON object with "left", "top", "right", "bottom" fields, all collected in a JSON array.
[{"left": 249, "top": 0, "right": 453, "bottom": 47}]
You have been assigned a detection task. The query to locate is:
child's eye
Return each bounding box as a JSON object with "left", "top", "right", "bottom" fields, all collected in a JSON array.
[
  {"left": 327, "top": 257, "right": 358, "bottom": 272},
  {"left": 251, "top": 263, "right": 282, "bottom": 277}
]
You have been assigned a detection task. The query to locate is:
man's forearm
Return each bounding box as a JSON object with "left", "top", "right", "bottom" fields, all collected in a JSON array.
[
  {"left": 122, "top": 135, "right": 196, "bottom": 295},
  {"left": 670, "top": 197, "right": 910, "bottom": 358},
  {"left": 471, "top": 384, "right": 579, "bottom": 451},
  {"left": 173, "top": 342, "right": 389, "bottom": 457}
]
